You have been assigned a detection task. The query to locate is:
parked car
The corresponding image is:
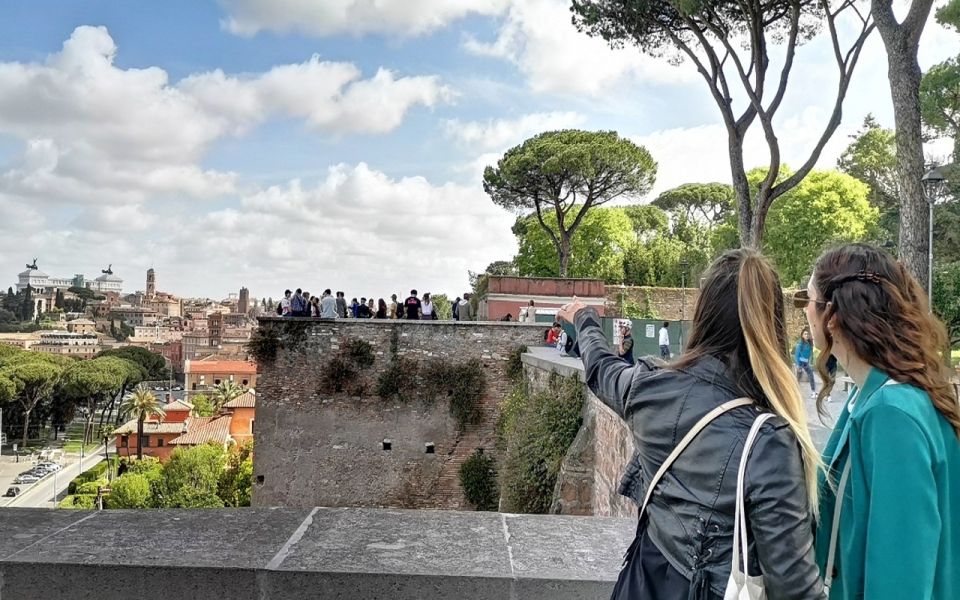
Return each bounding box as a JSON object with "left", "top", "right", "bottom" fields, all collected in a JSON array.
[
  {"left": 38, "top": 462, "right": 62, "bottom": 471},
  {"left": 172, "top": 385, "right": 183, "bottom": 391},
  {"left": 14, "top": 474, "right": 39, "bottom": 484},
  {"left": 4, "top": 487, "right": 20, "bottom": 497}
]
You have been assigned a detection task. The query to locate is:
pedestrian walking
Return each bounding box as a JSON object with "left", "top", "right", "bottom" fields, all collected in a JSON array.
[
  {"left": 659, "top": 321, "right": 670, "bottom": 359},
  {"left": 794, "top": 329, "right": 816, "bottom": 398}
]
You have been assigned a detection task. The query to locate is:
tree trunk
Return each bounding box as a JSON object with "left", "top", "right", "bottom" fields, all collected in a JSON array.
[
  {"left": 137, "top": 416, "right": 144, "bottom": 461},
  {"left": 890, "top": 52, "right": 929, "bottom": 290},
  {"left": 872, "top": 0, "right": 935, "bottom": 291},
  {"left": 558, "top": 234, "right": 571, "bottom": 277},
  {"left": 21, "top": 408, "right": 31, "bottom": 449},
  {"left": 729, "top": 136, "right": 757, "bottom": 248}
]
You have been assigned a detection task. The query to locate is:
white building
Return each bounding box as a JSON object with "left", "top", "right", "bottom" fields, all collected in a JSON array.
[{"left": 16, "top": 266, "right": 123, "bottom": 295}]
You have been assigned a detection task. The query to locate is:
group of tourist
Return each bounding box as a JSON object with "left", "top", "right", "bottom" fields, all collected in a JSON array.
[
  {"left": 557, "top": 242, "right": 959, "bottom": 600},
  {"left": 277, "top": 289, "right": 475, "bottom": 321}
]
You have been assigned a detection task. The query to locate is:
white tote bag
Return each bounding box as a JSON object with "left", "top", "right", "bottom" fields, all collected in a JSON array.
[{"left": 723, "top": 413, "right": 775, "bottom": 600}]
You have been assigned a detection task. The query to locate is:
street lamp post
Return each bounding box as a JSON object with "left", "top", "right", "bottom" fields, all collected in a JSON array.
[{"left": 921, "top": 167, "right": 948, "bottom": 308}]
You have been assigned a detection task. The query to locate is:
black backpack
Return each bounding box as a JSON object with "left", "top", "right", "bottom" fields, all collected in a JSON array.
[{"left": 276, "top": 302, "right": 283, "bottom": 315}]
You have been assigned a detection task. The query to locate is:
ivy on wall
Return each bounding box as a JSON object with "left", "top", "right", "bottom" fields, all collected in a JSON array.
[
  {"left": 321, "top": 339, "right": 376, "bottom": 394},
  {"left": 377, "top": 357, "right": 487, "bottom": 432},
  {"left": 497, "top": 372, "right": 584, "bottom": 514}
]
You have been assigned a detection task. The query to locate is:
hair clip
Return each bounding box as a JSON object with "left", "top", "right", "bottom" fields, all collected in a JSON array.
[{"left": 855, "top": 270, "right": 883, "bottom": 284}]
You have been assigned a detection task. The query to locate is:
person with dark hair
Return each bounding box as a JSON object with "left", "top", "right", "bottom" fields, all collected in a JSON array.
[
  {"left": 357, "top": 297, "right": 372, "bottom": 319},
  {"left": 800, "top": 243, "right": 960, "bottom": 599},
  {"left": 291, "top": 288, "right": 305, "bottom": 317},
  {"left": 349, "top": 298, "right": 360, "bottom": 318},
  {"left": 310, "top": 295, "right": 320, "bottom": 317},
  {"left": 452, "top": 296, "right": 461, "bottom": 320},
  {"left": 794, "top": 329, "right": 816, "bottom": 398},
  {"left": 321, "top": 289, "right": 337, "bottom": 319},
  {"left": 557, "top": 249, "right": 823, "bottom": 600},
  {"left": 280, "top": 289, "right": 292, "bottom": 317},
  {"left": 404, "top": 289, "right": 422, "bottom": 320},
  {"left": 335, "top": 292, "right": 347, "bottom": 319},
  {"left": 422, "top": 293, "right": 435, "bottom": 320},
  {"left": 659, "top": 321, "right": 671, "bottom": 359},
  {"left": 545, "top": 322, "right": 561, "bottom": 346}
]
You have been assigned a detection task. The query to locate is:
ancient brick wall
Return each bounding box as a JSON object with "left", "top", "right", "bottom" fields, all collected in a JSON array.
[
  {"left": 252, "top": 318, "right": 545, "bottom": 509},
  {"left": 606, "top": 285, "right": 808, "bottom": 340}
]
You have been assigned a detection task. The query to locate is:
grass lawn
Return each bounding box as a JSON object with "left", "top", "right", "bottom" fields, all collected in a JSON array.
[{"left": 61, "top": 420, "right": 106, "bottom": 455}]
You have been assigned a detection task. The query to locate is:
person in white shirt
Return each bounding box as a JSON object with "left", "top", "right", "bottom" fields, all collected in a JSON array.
[
  {"left": 556, "top": 327, "right": 568, "bottom": 354},
  {"left": 320, "top": 289, "right": 338, "bottom": 319},
  {"left": 659, "top": 321, "right": 671, "bottom": 359},
  {"left": 280, "top": 290, "right": 292, "bottom": 317}
]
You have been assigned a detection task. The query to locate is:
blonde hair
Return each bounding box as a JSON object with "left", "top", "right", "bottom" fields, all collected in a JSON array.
[{"left": 738, "top": 251, "right": 822, "bottom": 518}]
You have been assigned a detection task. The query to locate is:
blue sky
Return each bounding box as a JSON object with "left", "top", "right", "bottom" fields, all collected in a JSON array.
[{"left": 0, "top": 0, "right": 956, "bottom": 301}]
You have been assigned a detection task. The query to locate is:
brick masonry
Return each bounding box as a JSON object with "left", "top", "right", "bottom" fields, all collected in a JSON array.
[
  {"left": 605, "top": 285, "right": 809, "bottom": 340},
  {"left": 253, "top": 317, "right": 545, "bottom": 510},
  {"left": 522, "top": 349, "right": 636, "bottom": 518}
]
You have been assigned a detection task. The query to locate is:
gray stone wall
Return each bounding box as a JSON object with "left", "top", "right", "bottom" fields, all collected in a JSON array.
[
  {"left": 522, "top": 349, "right": 636, "bottom": 518},
  {"left": 253, "top": 317, "right": 544, "bottom": 509},
  {"left": 0, "top": 507, "right": 634, "bottom": 600}
]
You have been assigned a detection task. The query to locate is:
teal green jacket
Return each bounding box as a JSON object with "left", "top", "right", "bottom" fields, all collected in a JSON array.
[{"left": 815, "top": 368, "right": 960, "bottom": 599}]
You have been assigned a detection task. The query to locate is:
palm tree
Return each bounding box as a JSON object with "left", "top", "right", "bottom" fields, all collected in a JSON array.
[
  {"left": 211, "top": 380, "right": 245, "bottom": 412},
  {"left": 119, "top": 384, "right": 165, "bottom": 460}
]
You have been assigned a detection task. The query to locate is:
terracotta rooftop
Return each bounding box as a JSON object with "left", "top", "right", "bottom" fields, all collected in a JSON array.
[
  {"left": 115, "top": 415, "right": 209, "bottom": 436},
  {"left": 162, "top": 399, "right": 193, "bottom": 412},
  {"left": 185, "top": 360, "right": 257, "bottom": 374},
  {"left": 224, "top": 391, "right": 256, "bottom": 408},
  {"left": 169, "top": 415, "right": 233, "bottom": 445}
]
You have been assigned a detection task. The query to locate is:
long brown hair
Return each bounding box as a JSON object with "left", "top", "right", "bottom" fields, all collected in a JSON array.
[
  {"left": 812, "top": 243, "right": 960, "bottom": 435},
  {"left": 677, "top": 249, "right": 822, "bottom": 514}
]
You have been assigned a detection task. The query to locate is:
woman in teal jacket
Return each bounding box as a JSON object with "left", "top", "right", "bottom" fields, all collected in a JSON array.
[{"left": 798, "top": 243, "right": 960, "bottom": 599}]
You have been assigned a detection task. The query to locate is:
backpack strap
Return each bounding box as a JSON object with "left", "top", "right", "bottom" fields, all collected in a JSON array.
[{"left": 638, "top": 398, "right": 754, "bottom": 517}]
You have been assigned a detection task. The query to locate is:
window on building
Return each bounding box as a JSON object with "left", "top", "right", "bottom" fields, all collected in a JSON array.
[
  {"left": 141, "top": 435, "right": 150, "bottom": 448},
  {"left": 157, "top": 438, "right": 164, "bottom": 447},
  {"left": 120, "top": 435, "right": 129, "bottom": 448},
  {"left": 242, "top": 379, "right": 248, "bottom": 386},
  {"left": 214, "top": 379, "right": 221, "bottom": 385}
]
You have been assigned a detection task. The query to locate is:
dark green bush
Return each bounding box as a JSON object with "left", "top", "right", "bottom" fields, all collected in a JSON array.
[
  {"left": 499, "top": 373, "right": 584, "bottom": 514},
  {"left": 459, "top": 449, "right": 499, "bottom": 511},
  {"left": 321, "top": 355, "right": 357, "bottom": 393},
  {"left": 247, "top": 327, "right": 280, "bottom": 364},
  {"left": 377, "top": 357, "right": 419, "bottom": 402},
  {"left": 319, "top": 338, "right": 376, "bottom": 394},
  {"left": 344, "top": 339, "right": 375, "bottom": 368},
  {"left": 421, "top": 360, "right": 487, "bottom": 431}
]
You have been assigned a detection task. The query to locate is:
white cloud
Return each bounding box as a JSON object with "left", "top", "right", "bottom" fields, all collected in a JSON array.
[
  {"left": 0, "top": 25, "right": 451, "bottom": 212},
  {"left": 166, "top": 163, "right": 517, "bottom": 297},
  {"left": 443, "top": 111, "right": 586, "bottom": 151},
  {"left": 218, "top": 0, "right": 510, "bottom": 37},
  {"left": 463, "top": 0, "right": 696, "bottom": 95}
]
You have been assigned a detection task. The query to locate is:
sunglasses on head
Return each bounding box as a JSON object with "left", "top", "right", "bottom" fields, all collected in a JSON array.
[{"left": 792, "top": 289, "right": 827, "bottom": 310}]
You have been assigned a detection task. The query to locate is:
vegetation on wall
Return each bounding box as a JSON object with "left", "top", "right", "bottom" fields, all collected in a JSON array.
[
  {"left": 506, "top": 345, "right": 528, "bottom": 382},
  {"left": 459, "top": 449, "right": 499, "bottom": 511},
  {"left": 320, "top": 339, "right": 375, "bottom": 394},
  {"left": 497, "top": 373, "right": 584, "bottom": 514},
  {"left": 376, "top": 357, "right": 420, "bottom": 403},
  {"left": 377, "top": 356, "right": 487, "bottom": 431}
]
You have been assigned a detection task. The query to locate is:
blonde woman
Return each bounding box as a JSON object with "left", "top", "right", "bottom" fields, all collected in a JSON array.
[{"left": 558, "top": 249, "right": 823, "bottom": 600}]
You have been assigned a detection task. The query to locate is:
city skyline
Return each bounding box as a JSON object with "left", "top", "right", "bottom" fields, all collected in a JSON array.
[{"left": 0, "top": 1, "right": 956, "bottom": 297}]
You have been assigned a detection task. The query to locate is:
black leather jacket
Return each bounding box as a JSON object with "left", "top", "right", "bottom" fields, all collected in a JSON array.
[{"left": 575, "top": 308, "right": 824, "bottom": 599}]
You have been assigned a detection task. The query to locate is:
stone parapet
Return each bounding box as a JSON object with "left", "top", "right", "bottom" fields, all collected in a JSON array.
[{"left": 0, "top": 507, "right": 632, "bottom": 600}]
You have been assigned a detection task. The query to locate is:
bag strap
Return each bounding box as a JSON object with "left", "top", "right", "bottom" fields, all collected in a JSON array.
[
  {"left": 638, "top": 398, "right": 754, "bottom": 517},
  {"left": 823, "top": 459, "right": 851, "bottom": 594},
  {"left": 731, "top": 412, "right": 776, "bottom": 577}
]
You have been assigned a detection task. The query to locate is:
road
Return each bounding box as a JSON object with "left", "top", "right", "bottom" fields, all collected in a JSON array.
[{"left": 0, "top": 445, "right": 107, "bottom": 508}]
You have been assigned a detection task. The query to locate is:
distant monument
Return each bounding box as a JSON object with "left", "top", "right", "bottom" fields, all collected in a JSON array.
[
  {"left": 25, "top": 258, "right": 38, "bottom": 270},
  {"left": 101, "top": 264, "right": 113, "bottom": 275}
]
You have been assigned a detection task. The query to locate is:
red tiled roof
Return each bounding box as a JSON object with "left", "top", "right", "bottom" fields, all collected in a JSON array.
[
  {"left": 185, "top": 360, "right": 256, "bottom": 374},
  {"left": 162, "top": 399, "right": 193, "bottom": 412},
  {"left": 169, "top": 415, "right": 233, "bottom": 445},
  {"left": 224, "top": 391, "right": 256, "bottom": 408}
]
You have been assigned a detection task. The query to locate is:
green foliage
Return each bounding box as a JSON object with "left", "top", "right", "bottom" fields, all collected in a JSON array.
[
  {"left": 376, "top": 357, "right": 419, "bottom": 402},
  {"left": 498, "top": 374, "right": 584, "bottom": 514},
  {"left": 837, "top": 115, "right": 899, "bottom": 244},
  {"left": 422, "top": 360, "right": 487, "bottom": 431},
  {"left": 620, "top": 290, "right": 658, "bottom": 319},
  {"left": 652, "top": 182, "right": 735, "bottom": 225},
  {"left": 106, "top": 473, "right": 153, "bottom": 509},
  {"left": 757, "top": 168, "right": 878, "bottom": 285},
  {"left": 431, "top": 294, "right": 453, "bottom": 320},
  {"left": 96, "top": 346, "right": 168, "bottom": 380},
  {"left": 158, "top": 443, "right": 227, "bottom": 508},
  {"left": 68, "top": 460, "right": 116, "bottom": 494},
  {"left": 211, "top": 380, "right": 245, "bottom": 410},
  {"left": 247, "top": 326, "right": 281, "bottom": 364},
  {"left": 506, "top": 345, "right": 528, "bottom": 382},
  {"left": 933, "top": 261, "right": 960, "bottom": 347},
  {"left": 484, "top": 260, "right": 516, "bottom": 276},
  {"left": 218, "top": 443, "right": 253, "bottom": 507},
  {"left": 484, "top": 129, "right": 657, "bottom": 276},
  {"left": 59, "top": 494, "right": 96, "bottom": 509},
  {"left": 621, "top": 204, "right": 669, "bottom": 238},
  {"left": 76, "top": 478, "right": 109, "bottom": 495},
  {"left": 459, "top": 450, "right": 499, "bottom": 511},
  {"left": 514, "top": 206, "right": 635, "bottom": 281},
  {"left": 191, "top": 393, "right": 216, "bottom": 417},
  {"left": 920, "top": 55, "right": 960, "bottom": 162},
  {"left": 320, "top": 338, "right": 375, "bottom": 394},
  {"left": 938, "top": 0, "right": 960, "bottom": 31}
]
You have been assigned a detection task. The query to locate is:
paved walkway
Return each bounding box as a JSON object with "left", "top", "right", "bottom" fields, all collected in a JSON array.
[{"left": 0, "top": 445, "right": 107, "bottom": 508}]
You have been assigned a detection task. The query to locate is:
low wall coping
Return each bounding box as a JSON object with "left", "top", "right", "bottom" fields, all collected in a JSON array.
[
  {"left": 0, "top": 507, "right": 633, "bottom": 600},
  {"left": 522, "top": 346, "right": 587, "bottom": 381},
  {"left": 257, "top": 316, "right": 545, "bottom": 328}
]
